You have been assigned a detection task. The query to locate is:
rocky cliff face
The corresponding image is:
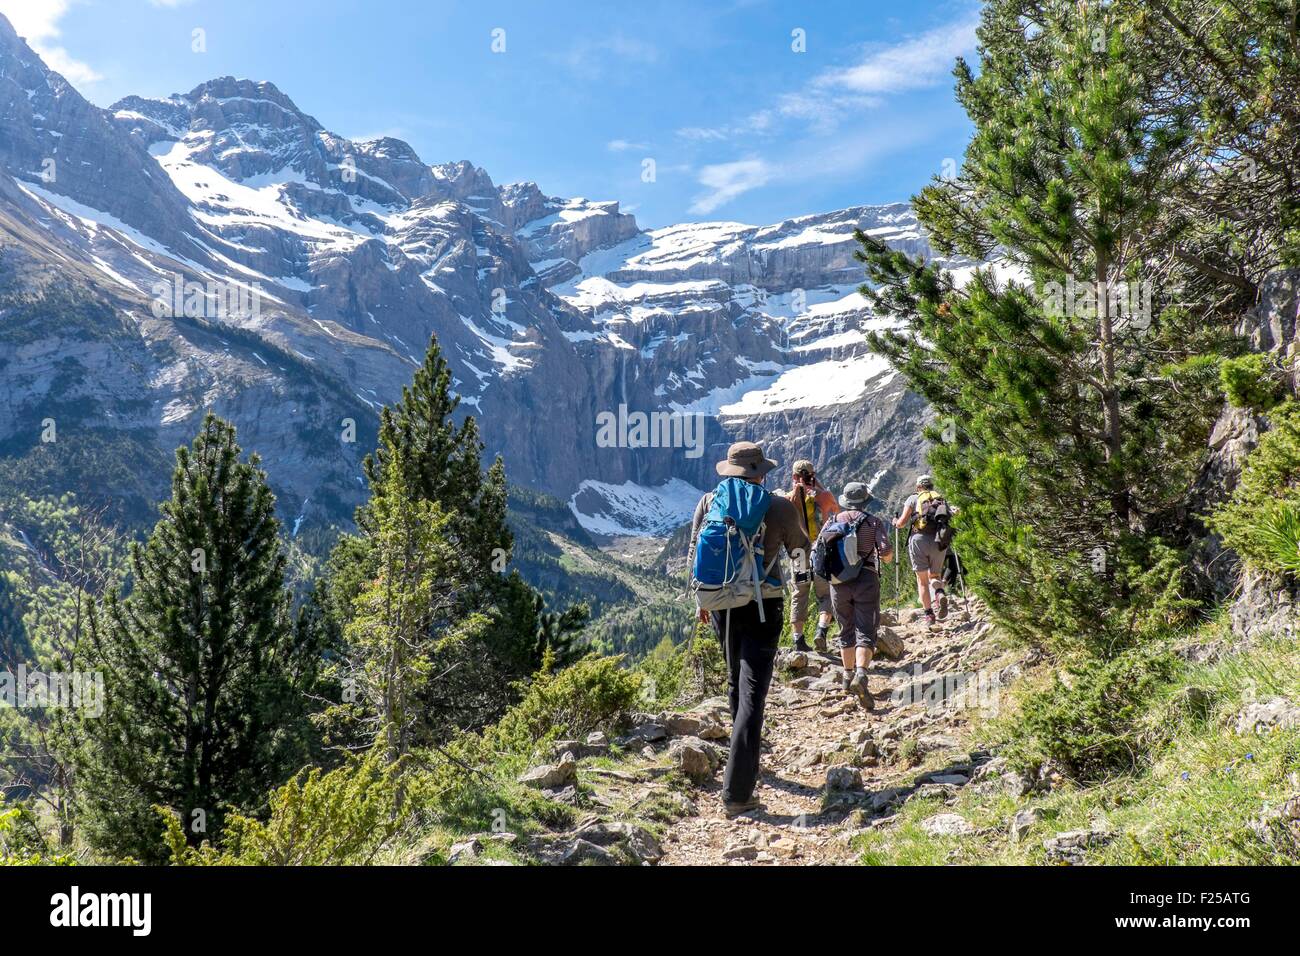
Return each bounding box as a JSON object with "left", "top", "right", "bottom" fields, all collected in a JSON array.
[
  {"left": 0, "top": 12, "right": 956, "bottom": 545},
  {"left": 1193, "top": 270, "right": 1300, "bottom": 635}
]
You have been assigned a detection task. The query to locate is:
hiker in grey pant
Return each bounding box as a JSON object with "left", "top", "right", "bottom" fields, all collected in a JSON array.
[
  {"left": 894, "top": 474, "right": 950, "bottom": 628},
  {"left": 818, "top": 481, "right": 892, "bottom": 711}
]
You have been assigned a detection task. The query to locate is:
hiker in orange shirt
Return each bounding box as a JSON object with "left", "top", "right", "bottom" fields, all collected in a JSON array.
[{"left": 779, "top": 459, "right": 838, "bottom": 653}]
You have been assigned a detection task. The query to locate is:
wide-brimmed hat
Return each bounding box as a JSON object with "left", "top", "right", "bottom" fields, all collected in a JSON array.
[
  {"left": 716, "top": 441, "right": 779, "bottom": 478},
  {"left": 838, "top": 481, "right": 872, "bottom": 510}
]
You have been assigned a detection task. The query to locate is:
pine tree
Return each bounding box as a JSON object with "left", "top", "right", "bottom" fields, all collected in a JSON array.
[
  {"left": 333, "top": 437, "right": 464, "bottom": 768},
  {"left": 71, "top": 414, "right": 318, "bottom": 861},
  {"left": 0, "top": 571, "right": 27, "bottom": 664},
  {"left": 306, "top": 335, "right": 583, "bottom": 747},
  {"left": 858, "top": 0, "right": 1231, "bottom": 652},
  {"left": 360, "top": 336, "right": 511, "bottom": 590}
]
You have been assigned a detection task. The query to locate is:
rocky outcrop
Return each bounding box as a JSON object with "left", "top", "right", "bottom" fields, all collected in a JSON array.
[{"left": 1192, "top": 269, "right": 1300, "bottom": 621}]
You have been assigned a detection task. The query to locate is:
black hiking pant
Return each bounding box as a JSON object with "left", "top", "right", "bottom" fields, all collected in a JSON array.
[{"left": 710, "top": 596, "right": 784, "bottom": 804}]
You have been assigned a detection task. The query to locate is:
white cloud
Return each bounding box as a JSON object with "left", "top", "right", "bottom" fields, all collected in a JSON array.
[
  {"left": 558, "top": 32, "right": 659, "bottom": 79},
  {"left": 676, "top": 9, "right": 978, "bottom": 144},
  {"left": 0, "top": 0, "right": 102, "bottom": 85},
  {"left": 689, "top": 158, "right": 774, "bottom": 215},
  {"left": 607, "top": 138, "right": 649, "bottom": 153},
  {"left": 676, "top": 126, "right": 729, "bottom": 142},
  {"left": 817, "top": 13, "right": 979, "bottom": 95}
]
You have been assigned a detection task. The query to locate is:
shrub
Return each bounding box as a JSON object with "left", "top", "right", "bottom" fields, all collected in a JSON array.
[
  {"left": 1220, "top": 353, "right": 1286, "bottom": 413},
  {"left": 0, "top": 807, "right": 74, "bottom": 866},
  {"left": 161, "top": 750, "right": 407, "bottom": 866},
  {"left": 635, "top": 627, "right": 725, "bottom": 709},
  {"left": 485, "top": 652, "right": 642, "bottom": 756},
  {"left": 1008, "top": 648, "right": 1178, "bottom": 783}
]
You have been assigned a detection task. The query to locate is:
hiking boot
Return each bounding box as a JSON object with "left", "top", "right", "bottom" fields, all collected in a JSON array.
[
  {"left": 841, "top": 670, "right": 853, "bottom": 693},
  {"left": 813, "top": 626, "right": 829, "bottom": 653},
  {"left": 849, "top": 668, "right": 874, "bottom": 711},
  {"left": 924, "top": 609, "right": 937, "bottom": 629},
  {"left": 793, "top": 636, "right": 812, "bottom": 653},
  {"left": 723, "top": 796, "right": 762, "bottom": 818},
  {"left": 935, "top": 590, "right": 949, "bottom": 621}
]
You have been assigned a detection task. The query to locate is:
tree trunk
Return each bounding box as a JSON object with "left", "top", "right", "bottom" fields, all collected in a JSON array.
[{"left": 1095, "top": 251, "right": 1129, "bottom": 528}]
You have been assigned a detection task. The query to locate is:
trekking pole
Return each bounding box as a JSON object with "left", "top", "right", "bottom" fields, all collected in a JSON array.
[
  {"left": 893, "top": 521, "right": 900, "bottom": 596},
  {"left": 952, "top": 545, "right": 972, "bottom": 618}
]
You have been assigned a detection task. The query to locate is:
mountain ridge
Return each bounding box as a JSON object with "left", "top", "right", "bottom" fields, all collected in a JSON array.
[{"left": 0, "top": 11, "right": 953, "bottom": 548}]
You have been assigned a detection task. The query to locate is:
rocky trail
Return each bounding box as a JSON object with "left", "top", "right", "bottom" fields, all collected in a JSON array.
[{"left": 503, "top": 598, "right": 1019, "bottom": 866}]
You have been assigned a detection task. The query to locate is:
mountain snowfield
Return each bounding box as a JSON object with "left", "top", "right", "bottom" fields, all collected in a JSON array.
[{"left": 0, "top": 12, "right": 971, "bottom": 539}]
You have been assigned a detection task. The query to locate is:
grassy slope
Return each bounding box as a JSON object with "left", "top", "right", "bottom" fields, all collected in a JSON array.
[{"left": 854, "top": 616, "right": 1300, "bottom": 865}]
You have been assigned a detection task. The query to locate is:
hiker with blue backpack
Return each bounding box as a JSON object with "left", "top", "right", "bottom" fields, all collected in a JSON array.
[
  {"left": 811, "top": 482, "right": 893, "bottom": 710},
  {"left": 688, "top": 441, "right": 810, "bottom": 817}
]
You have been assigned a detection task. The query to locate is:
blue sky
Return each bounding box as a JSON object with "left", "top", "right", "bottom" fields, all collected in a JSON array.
[{"left": 3, "top": 0, "right": 981, "bottom": 227}]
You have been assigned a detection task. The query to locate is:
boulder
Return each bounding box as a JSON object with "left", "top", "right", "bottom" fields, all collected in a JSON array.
[
  {"left": 448, "top": 838, "right": 481, "bottom": 863},
  {"left": 847, "top": 727, "right": 874, "bottom": 746},
  {"left": 629, "top": 721, "right": 669, "bottom": 743},
  {"left": 1248, "top": 793, "right": 1300, "bottom": 849},
  {"left": 970, "top": 756, "right": 1008, "bottom": 783},
  {"left": 561, "top": 838, "right": 618, "bottom": 865},
  {"left": 670, "top": 737, "right": 718, "bottom": 781},
  {"left": 518, "top": 751, "right": 578, "bottom": 790},
  {"left": 869, "top": 788, "right": 903, "bottom": 812},
  {"left": 697, "top": 716, "right": 730, "bottom": 740},
  {"left": 927, "top": 773, "right": 970, "bottom": 787},
  {"left": 1234, "top": 697, "right": 1300, "bottom": 735},
  {"left": 1009, "top": 807, "right": 1042, "bottom": 843},
  {"left": 779, "top": 650, "right": 810, "bottom": 671},
  {"left": 585, "top": 731, "right": 610, "bottom": 750},
  {"left": 574, "top": 821, "right": 663, "bottom": 864},
  {"left": 722, "top": 842, "right": 759, "bottom": 862},
  {"left": 790, "top": 745, "right": 829, "bottom": 770},
  {"left": 920, "top": 813, "right": 975, "bottom": 836},
  {"left": 826, "top": 765, "right": 864, "bottom": 791},
  {"left": 909, "top": 783, "right": 959, "bottom": 803},
  {"left": 665, "top": 713, "right": 703, "bottom": 737},
  {"left": 875, "top": 627, "right": 906, "bottom": 661},
  {"left": 1043, "top": 828, "right": 1113, "bottom": 865}
]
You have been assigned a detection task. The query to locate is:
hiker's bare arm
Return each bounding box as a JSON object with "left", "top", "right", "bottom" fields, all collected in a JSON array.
[
  {"left": 894, "top": 504, "right": 913, "bottom": 528},
  {"left": 686, "top": 495, "right": 707, "bottom": 591}
]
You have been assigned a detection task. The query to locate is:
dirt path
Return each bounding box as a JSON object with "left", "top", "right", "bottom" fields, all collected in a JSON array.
[{"left": 656, "top": 603, "right": 1003, "bottom": 865}]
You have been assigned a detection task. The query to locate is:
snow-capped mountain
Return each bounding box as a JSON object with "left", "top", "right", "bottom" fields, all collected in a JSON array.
[{"left": 0, "top": 12, "right": 949, "bottom": 540}]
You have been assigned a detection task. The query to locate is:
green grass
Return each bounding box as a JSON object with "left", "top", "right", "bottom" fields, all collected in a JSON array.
[{"left": 855, "top": 620, "right": 1300, "bottom": 865}]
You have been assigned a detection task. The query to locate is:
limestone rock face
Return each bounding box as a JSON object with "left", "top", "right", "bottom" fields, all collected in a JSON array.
[{"left": 1190, "top": 269, "right": 1300, "bottom": 616}]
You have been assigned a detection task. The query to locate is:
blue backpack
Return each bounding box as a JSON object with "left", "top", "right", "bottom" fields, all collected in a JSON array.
[
  {"left": 812, "top": 513, "right": 872, "bottom": 584},
  {"left": 690, "top": 478, "right": 776, "bottom": 621}
]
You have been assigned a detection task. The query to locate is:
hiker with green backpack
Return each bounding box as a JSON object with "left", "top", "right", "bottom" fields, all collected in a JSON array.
[
  {"left": 687, "top": 441, "right": 810, "bottom": 817},
  {"left": 893, "top": 474, "right": 955, "bottom": 629},
  {"left": 811, "top": 482, "right": 893, "bottom": 710}
]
